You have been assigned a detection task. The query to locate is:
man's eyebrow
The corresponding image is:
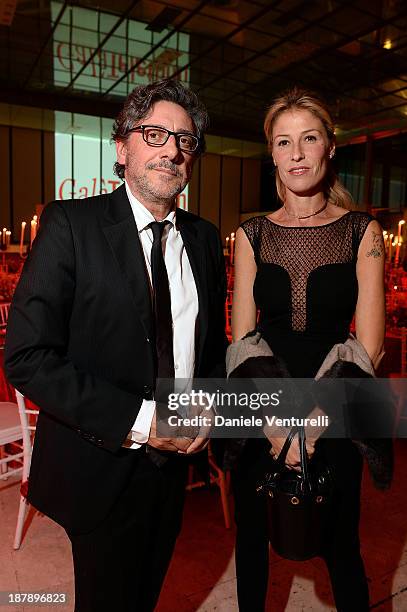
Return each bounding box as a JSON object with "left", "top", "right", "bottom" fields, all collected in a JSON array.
[{"left": 145, "top": 124, "right": 196, "bottom": 135}]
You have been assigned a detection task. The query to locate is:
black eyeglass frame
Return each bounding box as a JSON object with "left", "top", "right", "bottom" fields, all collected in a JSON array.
[{"left": 128, "top": 124, "right": 201, "bottom": 153}]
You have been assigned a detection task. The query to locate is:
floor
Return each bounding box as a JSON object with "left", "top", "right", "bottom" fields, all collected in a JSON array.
[{"left": 0, "top": 442, "right": 406, "bottom": 612}]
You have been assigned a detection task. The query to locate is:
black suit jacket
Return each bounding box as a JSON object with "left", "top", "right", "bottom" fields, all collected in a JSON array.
[{"left": 5, "top": 184, "right": 227, "bottom": 534}]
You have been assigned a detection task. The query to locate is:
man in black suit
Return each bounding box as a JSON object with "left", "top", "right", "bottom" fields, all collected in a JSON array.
[{"left": 5, "top": 79, "right": 226, "bottom": 611}]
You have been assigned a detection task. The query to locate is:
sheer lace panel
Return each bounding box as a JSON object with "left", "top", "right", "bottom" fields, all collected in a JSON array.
[{"left": 241, "top": 213, "right": 373, "bottom": 332}]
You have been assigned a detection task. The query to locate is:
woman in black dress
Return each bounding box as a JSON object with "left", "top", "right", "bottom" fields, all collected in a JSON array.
[{"left": 231, "top": 88, "right": 385, "bottom": 611}]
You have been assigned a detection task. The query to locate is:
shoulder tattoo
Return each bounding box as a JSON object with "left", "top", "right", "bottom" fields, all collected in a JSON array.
[{"left": 366, "top": 231, "right": 384, "bottom": 259}]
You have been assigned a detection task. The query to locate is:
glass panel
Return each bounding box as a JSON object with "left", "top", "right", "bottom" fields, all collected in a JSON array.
[
  {"left": 51, "top": 1, "right": 190, "bottom": 96},
  {"left": 372, "top": 163, "right": 383, "bottom": 208},
  {"left": 54, "top": 111, "right": 118, "bottom": 200},
  {"left": 336, "top": 143, "right": 365, "bottom": 205},
  {"left": 389, "top": 165, "right": 407, "bottom": 212},
  {"left": 55, "top": 131, "right": 73, "bottom": 200}
]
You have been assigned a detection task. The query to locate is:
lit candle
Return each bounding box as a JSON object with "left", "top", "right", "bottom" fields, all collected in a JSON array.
[
  {"left": 396, "top": 220, "right": 405, "bottom": 265},
  {"left": 389, "top": 234, "right": 394, "bottom": 262},
  {"left": 382, "top": 232, "right": 387, "bottom": 258},
  {"left": 20, "top": 221, "right": 26, "bottom": 256},
  {"left": 225, "top": 235, "right": 230, "bottom": 254},
  {"left": 230, "top": 232, "right": 235, "bottom": 265},
  {"left": 397, "top": 219, "right": 405, "bottom": 242},
  {"left": 395, "top": 236, "right": 403, "bottom": 266},
  {"left": 30, "top": 219, "right": 37, "bottom": 247},
  {"left": 0, "top": 229, "right": 5, "bottom": 253},
  {"left": 6, "top": 231, "right": 11, "bottom": 247},
  {"left": 392, "top": 237, "right": 398, "bottom": 267}
]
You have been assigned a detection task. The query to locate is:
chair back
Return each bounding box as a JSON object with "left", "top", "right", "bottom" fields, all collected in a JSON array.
[
  {"left": 0, "top": 392, "right": 39, "bottom": 549},
  {"left": 0, "top": 302, "right": 10, "bottom": 337},
  {"left": 15, "top": 391, "right": 38, "bottom": 483},
  {"left": 0, "top": 401, "right": 23, "bottom": 480}
]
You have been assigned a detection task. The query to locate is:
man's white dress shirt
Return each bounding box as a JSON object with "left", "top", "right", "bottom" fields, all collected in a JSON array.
[{"left": 125, "top": 182, "right": 199, "bottom": 449}]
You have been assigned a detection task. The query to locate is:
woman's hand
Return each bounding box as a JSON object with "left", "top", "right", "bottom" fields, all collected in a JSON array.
[
  {"left": 264, "top": 405, "right": 328, "bottom": 469},
  {"left": 267, "top": 430, "right": 316, "bottom": 470}
]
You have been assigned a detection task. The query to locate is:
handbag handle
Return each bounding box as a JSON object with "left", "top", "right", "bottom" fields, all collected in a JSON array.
[
  {"left": 273, "top": 426, "right": 311, "bottom": 492},
  {"left": 273, "top": 426, "right": 298, "bottom": 470}
]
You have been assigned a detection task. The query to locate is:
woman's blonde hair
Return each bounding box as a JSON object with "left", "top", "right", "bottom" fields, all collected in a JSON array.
[{"left": 264, "top": 87, "right": 353, "bottom": 209}]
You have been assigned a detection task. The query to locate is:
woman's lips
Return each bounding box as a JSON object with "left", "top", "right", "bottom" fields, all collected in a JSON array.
[{"left": 288, "top": 167, "right": 310, "bottom": 175}]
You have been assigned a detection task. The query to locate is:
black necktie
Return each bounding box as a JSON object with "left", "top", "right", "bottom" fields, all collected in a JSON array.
[{"left": 149, "top": 221, "right": 175, "bottom": 381}]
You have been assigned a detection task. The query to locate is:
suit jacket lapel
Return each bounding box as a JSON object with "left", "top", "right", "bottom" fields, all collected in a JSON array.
[
  {"left": 177, "top": 209, "right": 208, "bottom": 372},
  {"left": 101, "top": 188, "right": 209, "bottom": 370},
  {"left": 101, "top": 185, "right": 153, "bottom": 339}
]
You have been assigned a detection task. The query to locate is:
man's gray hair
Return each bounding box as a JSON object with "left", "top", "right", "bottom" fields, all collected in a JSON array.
[{"left": 112, "top": 78, "right": 209, "bottom": 179}]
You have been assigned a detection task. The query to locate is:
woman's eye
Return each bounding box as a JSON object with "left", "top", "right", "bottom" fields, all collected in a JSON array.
[
  {"left": 305, "top": 135, "right": 317, "bottom": 142},
  {"left": 277, "top": 139, "right": 289, "bottom": 147}
]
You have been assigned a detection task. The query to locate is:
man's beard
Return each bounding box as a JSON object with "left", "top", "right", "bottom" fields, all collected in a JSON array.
[{"left": 127, "top": 160, "right": 187, "bottom": 204}]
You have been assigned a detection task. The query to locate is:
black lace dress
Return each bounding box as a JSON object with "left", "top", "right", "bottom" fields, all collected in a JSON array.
[
  {"left": 232, "top": 211, "right": 374, "bottom": 612},
  {"left": 241, "top": 211, "right": 374, "bottom": 377}
]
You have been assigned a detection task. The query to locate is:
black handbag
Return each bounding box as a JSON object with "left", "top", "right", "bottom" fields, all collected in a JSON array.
[{"left": 257, "top": 426, "right": 333, "bottom": 561}]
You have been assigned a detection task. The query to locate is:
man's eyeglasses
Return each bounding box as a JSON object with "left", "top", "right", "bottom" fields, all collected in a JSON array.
[{"left": 128, "top": 125, "right": 200, "bottom": 153}]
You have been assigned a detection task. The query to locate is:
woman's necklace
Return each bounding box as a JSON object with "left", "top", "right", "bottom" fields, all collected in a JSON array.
[{"left": 283, "top": 199, "right": 328, "bottom": 220}]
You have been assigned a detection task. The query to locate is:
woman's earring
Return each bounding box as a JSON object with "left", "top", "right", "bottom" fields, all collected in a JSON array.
[{"left": 329, "top": 151, "right": 335, "bottom": 159}]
